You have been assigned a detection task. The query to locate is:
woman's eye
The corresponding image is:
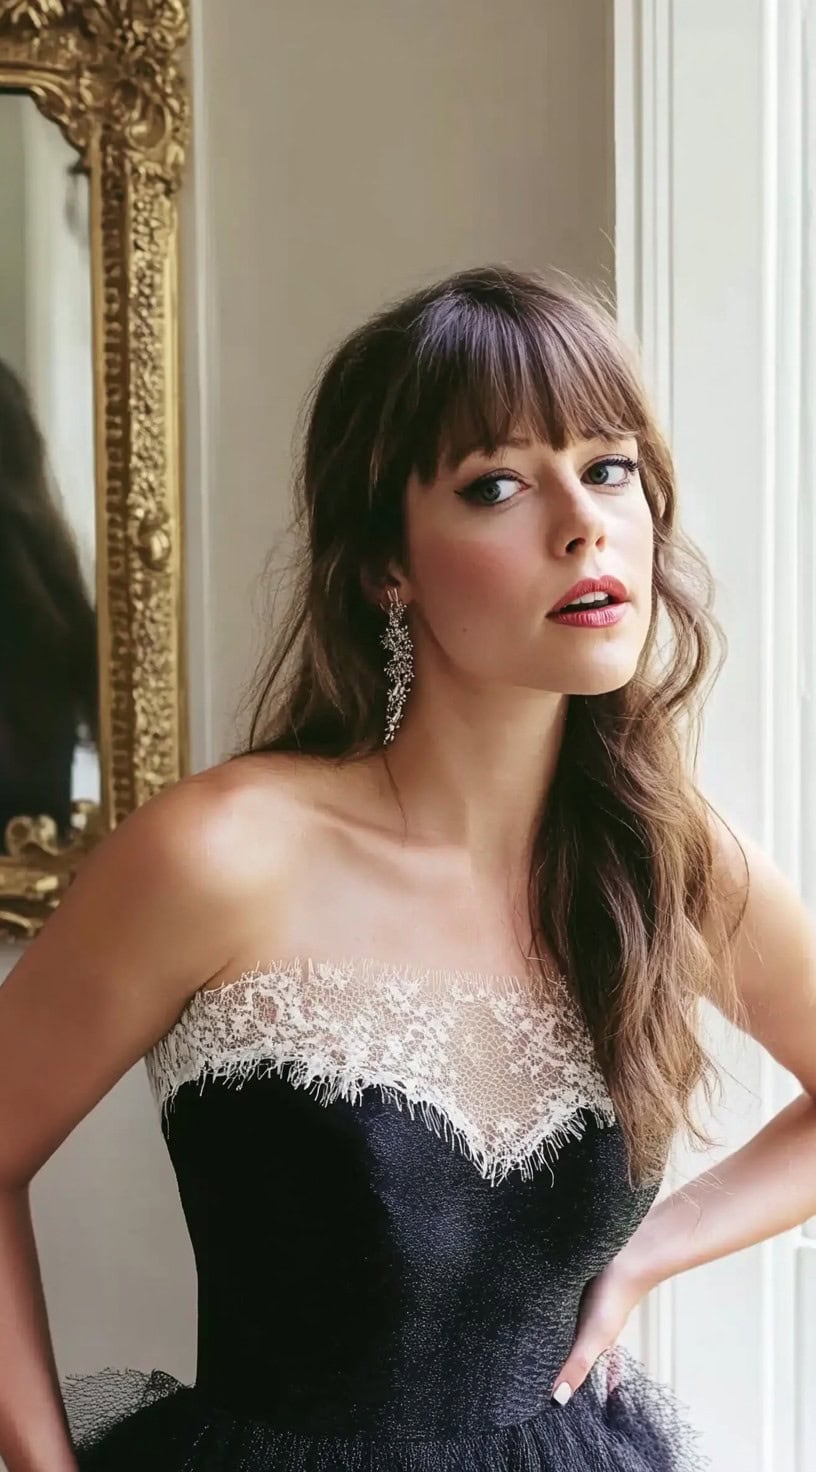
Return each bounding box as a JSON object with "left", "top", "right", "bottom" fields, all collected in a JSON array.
[
  {"left": 584, "top": 455, "right": 639, "bottom": 488},
  {"left": 456, "top": 455, "right": 639, "bottom": 508},
  {"left": 456, "top": 474, "right": 523, "bottom": 507}
]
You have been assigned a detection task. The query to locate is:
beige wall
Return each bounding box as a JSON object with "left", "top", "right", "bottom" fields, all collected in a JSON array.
[
  {"left": 2, "top": 0, "right": 615, "bottom": 1386},
  {"left": 187, "top": 0, "right": 616, "bottom": 769}
]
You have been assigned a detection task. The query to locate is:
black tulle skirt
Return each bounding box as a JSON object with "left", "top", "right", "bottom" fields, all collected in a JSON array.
[{"left": 62, "top": 1345, "right": 710, "bottom": 1471}]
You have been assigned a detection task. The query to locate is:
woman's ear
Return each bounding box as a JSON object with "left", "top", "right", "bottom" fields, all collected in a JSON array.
[{"left": 360, "top": 564, "right": 411, "bottom": 609}]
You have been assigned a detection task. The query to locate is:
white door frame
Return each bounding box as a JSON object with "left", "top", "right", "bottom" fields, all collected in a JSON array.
[{"left": 612, "top": 4, "right": 816, "bottom": 1468}]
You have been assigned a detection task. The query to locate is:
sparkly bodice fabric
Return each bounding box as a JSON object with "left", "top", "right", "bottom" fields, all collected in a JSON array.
[{"left": 61, "top": 957, "right": 709, "bottom": 1470}]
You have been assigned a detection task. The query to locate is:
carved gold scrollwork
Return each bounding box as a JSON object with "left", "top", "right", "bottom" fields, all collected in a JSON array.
[{"left": 0, "top": 0, "right": 190, "bottom": 939}]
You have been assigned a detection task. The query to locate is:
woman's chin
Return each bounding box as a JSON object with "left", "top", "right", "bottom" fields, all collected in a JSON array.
[{"left": 558, "top": 660, "right": 639, "bottom": 697}]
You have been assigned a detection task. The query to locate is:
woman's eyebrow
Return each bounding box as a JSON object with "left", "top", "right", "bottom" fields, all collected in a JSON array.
[
  {"left": 444, "top": 434, "right": 533, "bottom": 471},
  {"left": 446, "top": 431, "right": 636, "bottom": 471}
]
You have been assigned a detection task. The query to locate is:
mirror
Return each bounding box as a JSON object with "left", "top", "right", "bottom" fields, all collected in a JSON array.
[
  {"left": 0, "top": 2, "right": 190, "bottom": 940},
  {"left": 0, "top": 92, "right": 100, "bottom": 863}
]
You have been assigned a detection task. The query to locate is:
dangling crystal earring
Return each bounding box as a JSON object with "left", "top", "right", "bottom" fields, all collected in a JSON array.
[{"left": 379, "top": 587, "right": 414, "bottom": 744}]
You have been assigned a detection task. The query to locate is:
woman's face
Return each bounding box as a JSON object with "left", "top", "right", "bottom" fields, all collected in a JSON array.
[{"left": 399, "top": 432, "right": 654, "bottom": 697}]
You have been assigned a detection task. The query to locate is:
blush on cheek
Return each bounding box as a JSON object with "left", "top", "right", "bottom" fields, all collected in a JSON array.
[{"left": 417, "top": 537, "right": 524, "bottom": 611}]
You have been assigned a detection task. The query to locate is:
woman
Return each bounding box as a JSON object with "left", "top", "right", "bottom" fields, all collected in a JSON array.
[{"left": 1, "top": 263, "right": 815, "bottom": 1472}]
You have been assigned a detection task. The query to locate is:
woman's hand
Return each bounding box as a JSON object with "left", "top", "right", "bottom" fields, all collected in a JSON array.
[{"left": 549, "top": 1256, "right": 651, "bottom": 1406}]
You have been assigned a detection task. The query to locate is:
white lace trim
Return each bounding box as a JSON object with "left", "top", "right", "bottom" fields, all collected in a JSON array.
[{"left": 145, "top": 956, "right": 617, "bottom": 1186}]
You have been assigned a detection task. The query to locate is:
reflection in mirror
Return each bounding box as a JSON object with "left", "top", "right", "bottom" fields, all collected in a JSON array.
[{"left": 0, "top": 92, "right": 99, "bottom": 859}]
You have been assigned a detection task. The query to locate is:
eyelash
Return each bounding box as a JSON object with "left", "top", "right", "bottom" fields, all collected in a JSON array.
[{"left": 456, "top": 455, "right": 641, "bottom": 508}]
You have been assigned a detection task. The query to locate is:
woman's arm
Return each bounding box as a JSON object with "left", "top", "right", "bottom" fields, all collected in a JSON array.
[
  {"left": 617, "top": 818, "right": 816, "bottom": 1286},
  {"left": 0, "top": 1187, "right": 77, "bottom": 1472},
  {"left": 0, "top": 768, "right": 277, "bottom": 1472},
  {"left": 549, "top": 816, "right": 816, "bottom": 1404}
]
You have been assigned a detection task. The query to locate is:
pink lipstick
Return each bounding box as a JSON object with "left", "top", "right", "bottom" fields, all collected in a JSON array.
[{"left": 547, "top": 575, "right": 630, "bottom": 628}]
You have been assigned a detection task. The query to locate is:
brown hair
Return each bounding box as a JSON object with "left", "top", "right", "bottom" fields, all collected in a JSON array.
[{"left": 232, "top": 263, "right": 749, "bottom": 1187}]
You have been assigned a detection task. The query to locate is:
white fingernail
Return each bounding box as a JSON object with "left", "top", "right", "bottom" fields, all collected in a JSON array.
[{"left": 552, "top": 1381, "right": 573, "bottom": 1406}]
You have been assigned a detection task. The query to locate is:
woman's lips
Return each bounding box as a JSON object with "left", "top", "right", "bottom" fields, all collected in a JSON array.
[{"left": 546, "top": 602, "right": 629, "bottom": 628}]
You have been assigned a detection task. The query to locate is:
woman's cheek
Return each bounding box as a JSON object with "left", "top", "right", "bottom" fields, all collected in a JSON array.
[{"left": 416, "top": 535, "right": 527, "bottom": 615}]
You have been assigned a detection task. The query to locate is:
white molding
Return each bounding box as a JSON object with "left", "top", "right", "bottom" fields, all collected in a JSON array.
[
  {"left": 614, "top": 6, "right": 816, "bottom": 1464},
  {"left": 780, "top": 4, "right": 816, "bottom": 1470},
  {"left": 613, "top": 0, "right": 675, "bottom": 438},
  {"left": 759, "top": 4, "right": 806, "bottom": 1465},
  {"left": 179, "top": 0, "right": 218, "bottom": 774},
  {"left": 612, "top": 0, "right": 676, "bottom": 1390},
  {"left": 801, "top": 0, "right": 816, "bottom": 915}
]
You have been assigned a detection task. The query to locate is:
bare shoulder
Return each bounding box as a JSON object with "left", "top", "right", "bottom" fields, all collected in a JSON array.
[
  {"left": 129, "top": 749, "right": 329, "bottom": 845},
  {"left": 91, "top": 752, "right": 308, "bottom": 907},
  {"left": 703, "top": 803, "right": 751, "bottom": 915},
  {"left": 703, "top": 801, "right": 794, "bottom": 936},
  {"left": 192, "top": 749, "right": 353, "bottom": 860},
  {"left": 1, "top": 751, "right": 326, "bottom": 1024},
  {"left": 0, "top": 750, "right": 334, "bottom": 1187},
  {"left": 701, "top": 801, "right": 816, "bottom": 1034},
  {"left": 141, "top": 749, "right": 361, "bottom": 923},
  {"left": 1, "top": 761, "right": 279, "bottom": 1005}
]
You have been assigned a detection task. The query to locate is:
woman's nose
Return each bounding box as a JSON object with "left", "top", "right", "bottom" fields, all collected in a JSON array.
[{"left": 546, "top": 480, "right": 608, "bottom": 557}]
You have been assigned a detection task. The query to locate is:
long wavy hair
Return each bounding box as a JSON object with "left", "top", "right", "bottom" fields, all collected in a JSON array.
[{"left": 232, "top": 263, "right": 749, "bottom": 1188}]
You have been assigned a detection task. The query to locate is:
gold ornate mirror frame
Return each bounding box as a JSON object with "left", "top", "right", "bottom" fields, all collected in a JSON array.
[{"left": 0, "top": 0, "right": 190, "bottom": 939}]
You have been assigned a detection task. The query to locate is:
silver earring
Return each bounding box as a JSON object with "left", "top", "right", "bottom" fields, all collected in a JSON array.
[{"left": 379, "top": 587, "right": 414, "bottom": 744}]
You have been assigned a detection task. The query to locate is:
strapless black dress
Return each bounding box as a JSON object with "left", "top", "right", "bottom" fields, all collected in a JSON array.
[{"left": 61, "top": 956, "right": 709, "bottom": 1470}]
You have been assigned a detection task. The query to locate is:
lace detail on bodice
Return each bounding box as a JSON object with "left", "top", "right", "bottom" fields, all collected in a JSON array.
[{"left": 145, "top": 956, "right": 617, "bottom": 1185}]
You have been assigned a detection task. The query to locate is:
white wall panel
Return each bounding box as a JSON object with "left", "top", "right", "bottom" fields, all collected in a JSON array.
[{"left": 615, "top": 2, "right": 816, "bottom": 1467}]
